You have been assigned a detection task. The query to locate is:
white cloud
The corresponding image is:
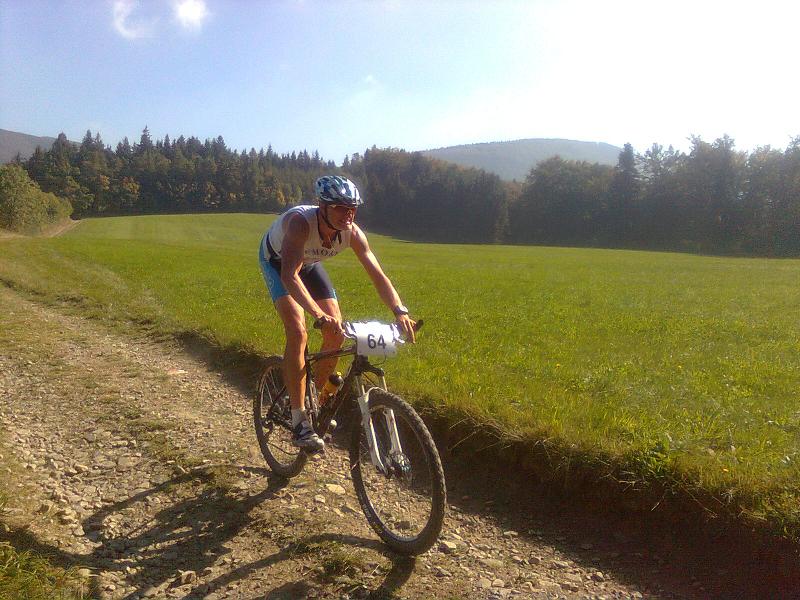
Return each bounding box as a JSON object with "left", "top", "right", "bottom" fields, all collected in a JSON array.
[
  {"left": 173, "top": 0, "right": 210, "bottom": 31},
  {"left": 112, "top": 0, "right": 157, "bottom": 40},
  {"left": 112, "top": 0, "right": 210, "bottom": 39}
]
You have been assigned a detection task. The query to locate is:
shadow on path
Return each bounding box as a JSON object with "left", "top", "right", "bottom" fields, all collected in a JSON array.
[
  {"left": 3, "top": 464, "right": 418, "bottom": 599},
  {"left": 195, "top": 532, "right": 414, "bottom": 600},
  {"left": 3, "top": 466, "right": 286, "bottom": 598}
]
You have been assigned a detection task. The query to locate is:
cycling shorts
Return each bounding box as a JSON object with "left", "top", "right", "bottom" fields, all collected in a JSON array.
[{"left": 259, "top": 239, "right": 337, "bottom": 302}]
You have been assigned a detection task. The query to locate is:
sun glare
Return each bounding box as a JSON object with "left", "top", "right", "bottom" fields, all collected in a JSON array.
[{"left": 174, "top": 0, "right": 209, "bottom": 31}]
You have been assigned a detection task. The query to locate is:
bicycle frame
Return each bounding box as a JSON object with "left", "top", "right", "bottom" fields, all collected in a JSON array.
[{"left": 305, "top": 342, "right": 402, "bottom": 476}]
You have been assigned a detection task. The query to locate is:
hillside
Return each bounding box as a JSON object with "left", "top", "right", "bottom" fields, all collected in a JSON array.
[
  {"left": 421, "top": 138, "right": 622, "bottom": 181},
  {"left": 0, "top": 128, "right": 58, "bottom": 163}
]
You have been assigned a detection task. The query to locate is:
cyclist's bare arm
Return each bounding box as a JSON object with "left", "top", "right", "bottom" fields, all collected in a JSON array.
[
  {"left": 280, "top": 214, "right": 341, "bottom": 333},
  {"left": 350, "top": 224, "right": 415, "bottom": 343}
]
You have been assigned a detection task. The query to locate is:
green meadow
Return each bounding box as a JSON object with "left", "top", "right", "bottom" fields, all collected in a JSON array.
[{"left": 1, "top": 214, "right": 799, "bottom": 537}]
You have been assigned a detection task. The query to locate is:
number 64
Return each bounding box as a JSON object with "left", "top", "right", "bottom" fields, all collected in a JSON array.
[{"left": 367, "top": 333, "right": 386, "bottom": 349}]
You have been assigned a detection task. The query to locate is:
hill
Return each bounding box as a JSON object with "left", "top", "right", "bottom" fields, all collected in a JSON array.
[
  {"left": 420, "top": 138, "right": 623, "bottom": 181},
  {"left": 0, "top": 129, "right": 58, "bottom": 163}
]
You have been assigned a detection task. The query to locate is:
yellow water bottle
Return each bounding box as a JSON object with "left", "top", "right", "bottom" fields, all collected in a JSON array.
[{"left": 319, "top": 372, "right": 343, "bottom": 405}]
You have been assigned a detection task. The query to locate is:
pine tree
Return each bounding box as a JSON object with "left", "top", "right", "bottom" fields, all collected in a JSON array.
[{"left": 136, "top": 126, "right": 154, "bottom": 154}]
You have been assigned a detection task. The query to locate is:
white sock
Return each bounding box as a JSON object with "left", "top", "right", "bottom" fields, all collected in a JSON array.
[{"left": 291, "top": 409, "right": 305, "bottom": 428}]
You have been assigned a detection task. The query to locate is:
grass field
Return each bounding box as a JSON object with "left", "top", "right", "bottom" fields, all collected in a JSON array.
[{"left": 1, "top": 214, "right": 799, "bottom": 538}]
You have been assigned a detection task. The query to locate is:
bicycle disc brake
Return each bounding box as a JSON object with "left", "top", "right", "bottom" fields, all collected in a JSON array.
[{"left": 387, "top": 451, "right": 412, "bottom": 479}]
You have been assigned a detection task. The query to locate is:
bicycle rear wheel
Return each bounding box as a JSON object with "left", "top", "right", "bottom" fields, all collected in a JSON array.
[
  {"left": 349, "top": 389, "right": 446, "bottom": 555},
  {"left": 253, "top": 356, "right": 307, "bottom": 478}
]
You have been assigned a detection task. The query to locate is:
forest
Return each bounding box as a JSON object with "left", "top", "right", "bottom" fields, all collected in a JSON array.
[{"left": 11, "top": 128, "right": 800, "bottom": 256}]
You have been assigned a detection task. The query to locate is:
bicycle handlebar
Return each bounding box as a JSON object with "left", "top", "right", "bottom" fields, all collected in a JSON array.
[{"left": 313, "top": 318, "right": 424, "bottom": 335}]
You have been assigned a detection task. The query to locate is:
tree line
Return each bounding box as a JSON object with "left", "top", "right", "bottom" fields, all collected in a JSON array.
[
  {"left": 15, "top": 128, "right": 510, "bottom": 244},
  {"left": 344, "top": 149, "right": 510, "bottom": 243},
  {"left": 22, "top": 128, "right": 335, "bottom": 217},
  {"left": 13, "top": 128, "right": 800, "bottom": 256},
  {"left": 511, "top": 137, "right": 800, "bottom": 256}
]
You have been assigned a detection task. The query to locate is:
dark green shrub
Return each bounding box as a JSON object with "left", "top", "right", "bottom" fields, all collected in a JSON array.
[{"left": 0, "top": 164, "right": 72, "bottom": 233}]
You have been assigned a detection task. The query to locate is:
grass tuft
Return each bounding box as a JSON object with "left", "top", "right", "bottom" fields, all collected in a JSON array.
[
  {"left": 0, "top": 543, "right": 86, "bottom": 600},
  {"left": 320, "top": 545, "right": 366, "bottom": 578}
]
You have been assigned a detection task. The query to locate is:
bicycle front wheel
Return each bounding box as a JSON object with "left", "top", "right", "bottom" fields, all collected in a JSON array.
[
  {"left": 349, "top": 389, "right": 446, "bottom": 555},
  {"left": 253, "top": 356, "right": 307, "bottom": 478}
]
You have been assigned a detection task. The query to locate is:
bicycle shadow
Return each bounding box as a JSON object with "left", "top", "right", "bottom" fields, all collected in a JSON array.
[
  {"left": 2, "top": 466, "right": 269, "bottom": 599},
  {"left": 195, "top": 532, "right": 415, "bottom": 600},
  {"left": 57, "top": 463, "right": 414, "bottom": 599},
  {"left": 74, "top": 465, "right": 286, "bottom": 599},
  {"left": 0, "top": 519, "right": 106, "bottom": 599},
  {"left": 3, "top": 451, "right": 421, "bottom": 599}
]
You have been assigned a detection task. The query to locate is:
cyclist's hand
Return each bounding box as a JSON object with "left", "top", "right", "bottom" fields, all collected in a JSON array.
[
  {"left": 396, "top": 314, "right": 416, "bottom": 343},
  {"left": 315, "top": 314, "right": 343, "bottom": 337}
]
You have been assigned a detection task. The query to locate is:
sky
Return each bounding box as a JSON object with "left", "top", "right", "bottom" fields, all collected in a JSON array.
[{"left": 1, "top": 0, "right": 798, "bottom": 163}]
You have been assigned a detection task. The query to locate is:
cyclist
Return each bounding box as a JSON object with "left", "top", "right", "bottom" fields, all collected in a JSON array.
[{"left": 259, "top": 175, "right": 415, "bottom": 451}]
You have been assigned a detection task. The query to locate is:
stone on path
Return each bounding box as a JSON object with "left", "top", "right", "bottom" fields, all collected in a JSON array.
[{"left": 324, "top": 483, "right": 346, "bottom": 495}]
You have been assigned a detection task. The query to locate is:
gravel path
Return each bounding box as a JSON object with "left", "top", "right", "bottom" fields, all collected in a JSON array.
[{"left": 0, "top": 285, "right": 792, "bottom": 599}]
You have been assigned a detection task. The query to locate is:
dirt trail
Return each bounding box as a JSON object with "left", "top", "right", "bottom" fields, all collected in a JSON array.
[
  {"left": 0, "top": 218, "right": 79, "bottom": 240},
  {"left": 0, "top": 285, "right": 795, "bottom": 599}
]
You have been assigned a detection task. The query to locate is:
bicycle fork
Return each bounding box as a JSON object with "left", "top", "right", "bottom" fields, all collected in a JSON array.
[{"left": 356, "top": 376, "right": 404, "bottom": 477}]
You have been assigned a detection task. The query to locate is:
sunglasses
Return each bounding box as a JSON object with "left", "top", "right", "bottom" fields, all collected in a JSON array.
[{"left": 328, "top": 204, "right": 357, "bottom": 213}]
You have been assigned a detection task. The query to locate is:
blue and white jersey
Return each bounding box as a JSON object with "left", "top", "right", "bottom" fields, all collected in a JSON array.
[{"left": 263, "top": 205, "right": 352, "bottom": 265}]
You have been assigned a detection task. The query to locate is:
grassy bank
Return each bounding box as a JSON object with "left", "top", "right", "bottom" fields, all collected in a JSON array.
[{"left": 1, "top": 213, "right": 799, "bottom": 538}]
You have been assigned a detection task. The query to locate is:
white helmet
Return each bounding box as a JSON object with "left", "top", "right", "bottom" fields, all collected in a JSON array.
[{"left": 315, "top": 175, "right": 363, "bottom": 207}]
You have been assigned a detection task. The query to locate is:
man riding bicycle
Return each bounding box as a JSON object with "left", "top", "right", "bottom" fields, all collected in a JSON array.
[{"left": 259, "top": 175, "right": 416, "bottom": 451}]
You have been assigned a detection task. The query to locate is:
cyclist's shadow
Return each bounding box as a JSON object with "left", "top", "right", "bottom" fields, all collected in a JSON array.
[
  {"left": 197, "top": 531, "right": 416, "bottom": 599},
  {"left": 80, "top": 466, "right": 287, "bottom": 600},
  {"left": 80, "top": 465, "right": 415, "bottom": 599}
]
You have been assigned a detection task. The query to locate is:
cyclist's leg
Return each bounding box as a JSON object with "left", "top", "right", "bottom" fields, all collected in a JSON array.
[
  {"left": 274, "top": 294, "right": 308, "bottom": 412},
  {"left": 259, "top": 247, "right": 323, "bottom": 450},
  {"left": 300, "top": 263, "right": 344, "bottom": 393},
  {"left": 315, "top": 297, "right": 344, "bottom": 392},
  {"left": 276, "top": 295, "right": 324, "bottom": 450},
  {"left": 260, "top": 247, "right": 308, "bottom": 413}
]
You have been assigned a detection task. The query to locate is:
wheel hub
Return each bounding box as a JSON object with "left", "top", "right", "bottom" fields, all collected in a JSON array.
[{"left": 388, "top": 452, "right": 412, "bottom": 478}]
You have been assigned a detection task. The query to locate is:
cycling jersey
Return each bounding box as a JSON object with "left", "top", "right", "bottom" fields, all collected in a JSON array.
[
  {"left": 259, "top": 205, "right": 349, "bottom": 302},
  {"left": 258, "top": 240, "right": 336, "bottom": 302},
  {"left": 263, "top": 205, "right": 351, "bottom": 265}
]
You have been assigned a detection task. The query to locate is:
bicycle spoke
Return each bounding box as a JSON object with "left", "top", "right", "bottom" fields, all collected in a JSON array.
[
  {"left": 253, "top": 357, "right": 307, "bottom": 478},
  {"left": 350, "top": 391, "right": 445, "bottom": 554}
]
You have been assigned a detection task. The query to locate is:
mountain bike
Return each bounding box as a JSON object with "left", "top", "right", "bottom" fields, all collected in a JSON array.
[{"left": 253, "top": 320, "right": 446, "bottom": 555}]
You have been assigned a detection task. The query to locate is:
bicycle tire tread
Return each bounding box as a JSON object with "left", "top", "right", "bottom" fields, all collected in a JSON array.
[{"left": 349, "top": 389, "right": 447, "bottom": 555}]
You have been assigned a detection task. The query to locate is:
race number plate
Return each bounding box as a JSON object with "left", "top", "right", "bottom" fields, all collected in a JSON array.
[{"left": 348, "top": 321, "right": 402, "bottom": 357}]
